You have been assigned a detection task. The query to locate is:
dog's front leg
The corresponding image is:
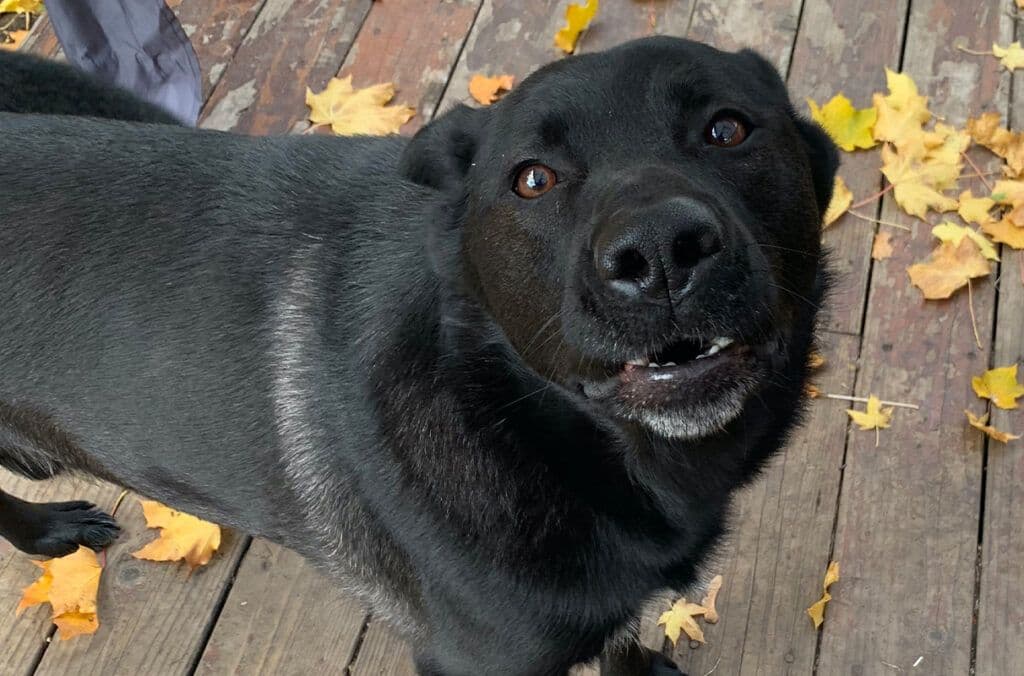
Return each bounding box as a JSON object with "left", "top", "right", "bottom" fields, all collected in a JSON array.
[{"left": 0, "top": 488, "right": 119, "bottom": 558}]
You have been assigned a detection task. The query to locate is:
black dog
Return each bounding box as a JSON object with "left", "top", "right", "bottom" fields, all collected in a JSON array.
[{"left": 0, "top": 38, "right": 836, "bottom": 675}]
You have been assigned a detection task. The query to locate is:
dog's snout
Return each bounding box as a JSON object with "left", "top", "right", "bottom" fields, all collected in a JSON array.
[{"left": 594, "top": 198, "right": 722, "bottom": 301}]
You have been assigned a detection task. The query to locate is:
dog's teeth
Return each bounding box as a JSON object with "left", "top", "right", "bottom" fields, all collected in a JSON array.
[
  {"left": 662, "top": 361, "right": 677, "bottom": 367},
  {"left": 712, "top": 337, "right": 734, "bottom": 349},
  {"left": 627, "top": 358, "right": 648, "bottom": 366},
  {"left": 649, "top": 362, "right": 661, "bottom": 368}
]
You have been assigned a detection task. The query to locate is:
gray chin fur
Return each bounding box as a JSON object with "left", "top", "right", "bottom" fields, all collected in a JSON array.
[{"left": 631, "top": 388, "right": 749, "bottom": 440}]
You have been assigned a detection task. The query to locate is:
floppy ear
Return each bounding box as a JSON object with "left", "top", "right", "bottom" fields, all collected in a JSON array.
[
  {"left": 399, "top": 104, "right": 488, "bottom": 191},
  {"left": 793, "top": 117, "right": 840, "bottom": 217}
]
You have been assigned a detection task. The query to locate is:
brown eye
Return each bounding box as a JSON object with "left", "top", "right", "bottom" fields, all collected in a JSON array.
[
  {"left": 705, "top": 114, "right": 748, "bottom": 147},
  {"left": 513, "top": 164, "right": 557, "bottom": 198}
]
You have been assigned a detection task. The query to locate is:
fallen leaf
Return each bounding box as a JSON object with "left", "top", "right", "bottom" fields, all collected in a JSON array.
[
  {"left": 701, "top": 575, "right": 723, "bottom": 624},
  {"left": 133, "top": 499, "right": 221, "bottom": 569},
  {"left": 305, "top": 76, "right": 415, "bottom": 136},
  {"left": 993, "top": 42, "right": 1024, "bottom": 71},
  {"left": 931, "top": 222, "right": 999, "bottom": 262},
  {"left": 658, "top": 598, "right": 706, "bottom": 645},
  {"left": 872, "top": 69, "right": 931, "bottom": 150},
  {"left": 880, "top": 144, "right": 959, "bottom": 219},
  {"left": 823, "top": 176, "right": 853, "bottom": 227},
  {"left": 554, "top": 0, "right": 598, "bottom": 54},
  {"left": 805, "top": 383, "right": 821, "bottom": 398},
  {"left": 967, "top": 113, "right": 1024, "bottom": 178},
  {"left": 972, "top": 365, "right": 1024, "bottom": 410},
  {"left": 17, "top": 546, "right": 101, "bottom": 640},
  {"left": 957, "top": 190, "right": 996, "bottom": 226},
  {"left": 965, "top": 410, "right": 1021, "bottom": 443},
  {"left": 808, "top": 352, "right": 826, "bottom": 369},
  {"left": 872, "top": 232, "right": 894, "bottom": 260},
  {"left": 0, "top": 28, "right": 28, "bottom": 51},
  {"left": 807, "top": 94, "right": 877, "bottom": 151},
  {"left": 807, "top": 560, "right": 840, "bottom": 629},
  {"left": 847, "top": 395, "right": 894, "bottom": 446},
  {"left": 0, "top": 0, "right": 42, "bottom": 13},
  {"left": 982, "top": 217, "right": 1024, "bottom": 249},
  {"left": 907, "top": 238, "right": 990, "bottom": 300},
  {"left": 468, "top": 74, "right": 515, "bottom": 105}
]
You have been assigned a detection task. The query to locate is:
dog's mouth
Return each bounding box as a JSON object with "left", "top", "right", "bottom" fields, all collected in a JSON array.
[{"left": 579, "top": 334, "right": 765, "bottom": 440}]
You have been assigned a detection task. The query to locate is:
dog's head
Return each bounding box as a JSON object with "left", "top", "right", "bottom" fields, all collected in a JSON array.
[{"left": 401, "top": 37, "right": 837, "bottom": 442}]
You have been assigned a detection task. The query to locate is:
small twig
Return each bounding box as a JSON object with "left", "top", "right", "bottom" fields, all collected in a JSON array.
[
  {"left": 912, "top": 656, "right": 924, "bottom": 668},
  {"left": 110, "top": 488, "right": 130, "bottom": 514},
  {"left": 968, "top": 279, "right": 982, "bottom": 349},
  {"left": 880, "top": 660, "right": 905, "bottom": 672},
  {"left": 850, "top": 183, "right": 894, "bottom": 210},
  {"left": 826, "top": 393, "right": 920, "bottom": 410},
  {"left": 1019, "top": 250, "right": 1024, "bottom": 285},
  {"left": 956, "top": 45, "right": 993, "bottom": 57},
  {"left": 961, "top": 151, "right": 994, "bottom": 192},
  {"left": 301, "top": 122, "right": 330, "bottom": 135},
  {"left": 702, "top": 656, "right": 723, "bottom": 676},
  {"left": 956, "top": 170, "right": 1001, "bottom": 180},
  {"left": 847, "top": 210, "right": 913, "bottom": 231}
]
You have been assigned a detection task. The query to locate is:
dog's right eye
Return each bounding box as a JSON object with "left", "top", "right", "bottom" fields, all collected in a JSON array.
[
  {"left": 704, "top": 113, "right": 749, "bottom": 148},
  {"left": 513, "top": 164, "right": 557, "bottom": 198}
]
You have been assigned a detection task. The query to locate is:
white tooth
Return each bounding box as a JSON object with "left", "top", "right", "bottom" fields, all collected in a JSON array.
[
  {"left": 662, "top": 361, "right": 677, "bottom": 367},
  {"left": 712, "top": 337, "right": 734, "bottom": 349},
  {"left": 627, "top": 358, "right": 648, "bottom": 366},
  {"left": 649, "top": 362, "right": 661, "bottom": 368}
]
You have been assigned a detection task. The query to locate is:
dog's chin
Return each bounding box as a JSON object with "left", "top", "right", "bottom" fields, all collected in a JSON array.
[{"left": 577, "top": 337, "right": 767, "bottom": 441}]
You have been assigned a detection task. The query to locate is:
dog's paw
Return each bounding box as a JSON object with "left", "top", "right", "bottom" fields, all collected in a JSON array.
[
  {"left": 648, "top": 653, "right": 687, "bottom": 676},
  {"left": 21, "top": 500, "right": 121, "bottom": 558}
]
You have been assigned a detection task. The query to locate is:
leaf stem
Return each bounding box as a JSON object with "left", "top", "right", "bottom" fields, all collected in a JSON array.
[
  {"left": 850, "top": 183, "right": 894, "bottom": 210},
  {"left": 846, "top": 210, "right": 913, "bottom": 231},
  {"left": 968, "top": 278, "right": 982, "bottom": 349},
  {"left": 956, "top": 45, "right": 994, "bottom": 57},
  {"left": 961, "top": 151, "right": 994, "bottom": 192},
  {"left": 825, "top": 393, "right": 920, "bottom": 410}
]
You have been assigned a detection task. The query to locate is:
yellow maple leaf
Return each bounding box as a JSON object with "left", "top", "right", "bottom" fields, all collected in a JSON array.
[
  {"left": 807, "top": 94, "right": 877, "bottom": 151},
  {"left": 967, "top": 113, "right": 1024, "bottom": 178},
  {"left": 468, "top": 74, "right": 515, "bottom": 106},
  {"left": 847, "top": 395, "right": 894, "bottom": 446},
  {"left": 305, "top": 76, "right": 415, "bottom": 136},
  {"left": 823, "top": 176, "right": 853, "bottom": 227},
  {"left": 0, "top": 28, "right": 28, "bottom": 51},
  {"left": 17, "top": 546, "right": 101, "bottom": 640},
  {"left": 132, "top": 500, "right": 221, "bottom": 569},
  {"left": 701, "top": 574, "right": 723, "bottom": 624},
  {"left": 0, "top": 0, "right": 42, "bottom": 13},
  {"left": 982, "top": 217, "right": 1024, "bottom": 249},
  {"left": 871, "top": 231, "right": 894, "bottom": 260},
  {"left": 965, "top": 410, "right": 1021, "bottom": 443},
  {"left": 807, "top": 560, "right": 840, "bottom": 629},
  {"left": 957, "top": 190, "right": 996, "bottom": 226},
  {"left": 993, "top": 42, "right": 1024, "bottom": 71},
  {"left": 872, "top": 69, "right": 931, "bottom": 149},
  {"left": 931, "top": 222, "right": 999, "bottom": 262},
  {"left": 658, "top": 598, "right": 706, "bottom": 645},
  {"left": 881, "top": 145, "right": 958, "bottom": 219},
  {"left": 554, "top": 0, "right": 598, "bottom": 54},
  {"left": 907, "top": 238, "right": 991, "bottom": 300},
  {"left": 972, "top": 365, "right": 1024, "bottom": 410}
]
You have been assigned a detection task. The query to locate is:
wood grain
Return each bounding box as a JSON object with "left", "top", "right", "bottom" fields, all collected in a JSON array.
[
  {"left": 201, "top": 0, "right": 373, "bottom": 133},
  {"left": 687, "top": 0, "right": 803, "bottom": 75},
  {"left": 348, "top": 620, "right": 417, "bottom": 676},
  {"left": 195, "top": 539, "right": 367, "bottom": 675},
  {"left": 817, "top": 2, "right": 1010, "bottom": 673}
]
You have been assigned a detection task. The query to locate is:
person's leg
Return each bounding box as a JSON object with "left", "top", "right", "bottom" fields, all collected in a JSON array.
[{"left": 42, "top": 0, "right": 201, "bottom": 125}]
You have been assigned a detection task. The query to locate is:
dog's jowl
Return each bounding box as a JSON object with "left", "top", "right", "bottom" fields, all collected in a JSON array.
[{"left": 0, "top": 37, "right": 836, "bottom": 675}]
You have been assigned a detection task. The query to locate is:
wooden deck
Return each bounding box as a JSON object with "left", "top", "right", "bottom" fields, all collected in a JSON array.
[{"left": 2, "top": 0, "right": 1021, "bottom": 673}]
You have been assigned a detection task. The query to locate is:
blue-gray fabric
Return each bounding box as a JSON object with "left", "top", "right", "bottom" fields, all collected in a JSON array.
[{"left": 43, "top": 0, "right": 201, "bottom": 125}]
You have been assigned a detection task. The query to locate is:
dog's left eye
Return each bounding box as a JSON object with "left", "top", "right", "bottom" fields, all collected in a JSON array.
[
  {"left": 704, "top": 114, "right": 748, "bottom": 148},
  {"left": 513, "top": 164, "right": 557, "bottom": 198}
]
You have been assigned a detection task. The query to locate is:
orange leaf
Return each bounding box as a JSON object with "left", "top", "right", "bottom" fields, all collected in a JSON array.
[
  {"left": 554, "top": 0, "right": 598, "bottom": 54},
  {"left": 700, "top": 574, "right": 723, "bottom": 624},
  {"left": 982, "top": 217, "right": 1024, "bottom": 250},
  {"left": 17, "top": 546, "right": 102, "bottom": 640},
  {"left": 132, "top": 500, "right": 221, "bottom": 569},
  {"left": 967, "top": 112, "right": 1024, "bottom": 178},
  {"left": 0, "top": 29, "right": 28, "bottom": 52},
  {"left": 907, "top": 238, "right": 990, "bottom": 300},
  {"left": 965, "top": 410, "right": 1020, "bottom": 443},
  {"left": 807, "top": 561, "right": 840, "bottom": 629},
  {"left": 871, "top": 232, "right": 894, "bottom": 260},
  {"left": 468, "top": 74, "right": 515, "bottom": 106}
]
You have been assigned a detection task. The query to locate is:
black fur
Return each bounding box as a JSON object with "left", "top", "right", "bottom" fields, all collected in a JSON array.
[{"left": 0, "top": 39, "right": 836, "bottom": 675}]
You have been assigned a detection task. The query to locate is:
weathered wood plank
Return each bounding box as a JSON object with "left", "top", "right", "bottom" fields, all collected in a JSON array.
[
  {"left": 32, "top": 495, "right": 247, "bottom": 676},
  {"left": 817, "top": 2, "right": 1011, "bottom": 673},
  {"left": 194, "top": 539, "right": 367, "bottom": 675},
  {"left": 687, "top": 0, "right": 803, "bottom": 75},
  {"left": 975, "top": 77, "right": 1024, "bottom": 671},
  {"left": 0, "top": 473, "right": 121, "bottom": 676},
  {"left": 787, "top": 0, "right": 910, "bottom": 335},
  {"left": 21, "top": 14, "right": 60, "bottom": 59},
  {"left": 672, "top": 335, "right": 858, "bottom": 675},
  {"left": 348, "top": 620, "right": 417, "bottom": 676},
  {"left": 201, "top": 0, "right": 373, "bottom": 133},
  {"left": 334, "top": 0, "right": 481, "bottom": 134}
]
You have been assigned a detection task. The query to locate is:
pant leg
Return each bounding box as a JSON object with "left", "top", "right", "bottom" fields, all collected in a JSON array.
[{"left": 43, "top": 0, "right": 201, "bottom": 125}]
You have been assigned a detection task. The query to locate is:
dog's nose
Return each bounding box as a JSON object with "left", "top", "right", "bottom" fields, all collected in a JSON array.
[{"left": 594, "top": 198, "right": 722, "bottom": 301}]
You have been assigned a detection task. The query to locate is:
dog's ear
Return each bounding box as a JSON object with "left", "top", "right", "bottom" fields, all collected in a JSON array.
[
  {"left": 793, "top": 116, "right": 840, "bottom": 217},
  {"left": 400, "top": 104, "right": 488, "bottom": 191}
]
